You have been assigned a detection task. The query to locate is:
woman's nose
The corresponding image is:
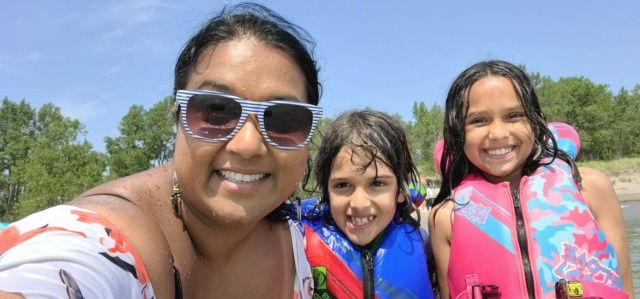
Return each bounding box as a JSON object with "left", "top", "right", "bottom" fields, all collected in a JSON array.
[{"left": 225, "top": 115, "right": 268, "bottom": 158}]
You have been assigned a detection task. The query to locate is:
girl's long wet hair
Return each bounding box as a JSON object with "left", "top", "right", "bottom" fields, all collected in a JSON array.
[
  {"left": 313, "top": 109, "right": 422, "bottom": 229},
  {"left": 433, "top": 60, "right": 581, "bottom": 211}
]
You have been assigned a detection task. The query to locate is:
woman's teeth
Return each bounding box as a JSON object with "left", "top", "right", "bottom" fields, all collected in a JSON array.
[{"left": 219, "top": 170, "right": 266, "bottom": 183}]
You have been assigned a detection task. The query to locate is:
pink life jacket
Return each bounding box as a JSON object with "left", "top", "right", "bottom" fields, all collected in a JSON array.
[{"left": 448, "top": 159, "right": 627, "bottom": 299}]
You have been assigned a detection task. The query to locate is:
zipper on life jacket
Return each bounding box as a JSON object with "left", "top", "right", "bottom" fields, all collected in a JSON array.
[
  {"left": 361, "top": 247, "right": 375, "bottom": 299},
  {"left": 512, "top": 189, "right": 536, "bottom": 299}
]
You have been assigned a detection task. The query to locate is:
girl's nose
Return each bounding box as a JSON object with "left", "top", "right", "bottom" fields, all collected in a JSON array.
[
  {"left": 350, "top": 188, "right": 371, "bottom": 209},
  {"left": 488, "top": 120, "right": 509, "bottom": 140}
]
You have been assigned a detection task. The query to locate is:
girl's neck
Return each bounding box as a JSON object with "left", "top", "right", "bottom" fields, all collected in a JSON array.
[
  {"left": 354, "top": 230, "right": 385, "bottom": 251},
  {"left": 479, "top": 170, "right": 523, "bottom": 188}
]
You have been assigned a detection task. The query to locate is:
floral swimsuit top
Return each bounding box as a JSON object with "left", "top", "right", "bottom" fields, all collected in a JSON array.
[{"left": 0, "top": 205, "right": 313, "bottom": 299}]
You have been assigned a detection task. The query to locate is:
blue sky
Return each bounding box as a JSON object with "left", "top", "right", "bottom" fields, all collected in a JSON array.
[{"left": 2, "top": 1, "right": 639, "bottom": 153}]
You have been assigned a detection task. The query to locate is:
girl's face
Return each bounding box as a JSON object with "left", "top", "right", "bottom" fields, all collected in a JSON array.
[
  {"left": 328, "top": 147, "right": 403, "bottom": 246},
  {"left": 463, "top": 76, "right": 534, "bottom": 186},
  {"left": 173, "top": 39, "right": 309, "bottom": 227}
]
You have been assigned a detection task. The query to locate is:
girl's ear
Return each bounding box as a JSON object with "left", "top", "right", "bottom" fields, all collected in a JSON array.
[{"left": 397, "top": 193, "right": 406, "bottom": 203}]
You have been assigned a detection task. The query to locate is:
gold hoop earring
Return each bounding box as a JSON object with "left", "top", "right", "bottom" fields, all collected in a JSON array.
[{"left": 171, "top": 171, "right": 183, "bottom": 218}]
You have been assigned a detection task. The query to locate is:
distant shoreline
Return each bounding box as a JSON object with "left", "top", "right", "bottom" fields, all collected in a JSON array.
[
  {"left": 617, "top": 192, "right": 640, "bottom": 202},
  {"left": 608, "top": 169, "right": 640, "bottom": 202}
]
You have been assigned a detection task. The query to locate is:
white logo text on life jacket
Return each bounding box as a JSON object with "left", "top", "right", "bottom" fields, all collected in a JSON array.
[
  {"left": 459, "top": 201, "right": 491, "bottom": 224},
  {"left": 553, "top": 242, "right": 621, "bottom": 287}
]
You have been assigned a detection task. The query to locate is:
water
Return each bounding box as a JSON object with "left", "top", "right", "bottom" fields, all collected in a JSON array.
[{"left": 622, "top": 200, "right": 640, "bottom": 297}]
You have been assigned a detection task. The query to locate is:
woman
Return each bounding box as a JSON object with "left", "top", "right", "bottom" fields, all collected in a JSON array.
[{"left": 0, "top": 3, "right": 322, "bottom": 298}]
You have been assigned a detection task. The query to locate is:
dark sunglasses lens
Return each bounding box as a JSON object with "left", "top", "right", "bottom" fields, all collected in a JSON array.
[
  {"left": 186, "top": 94, "right": 241, "bottom": 139},
  {"left": 264, "top": 104, "right": 313, "bottom": 147}
]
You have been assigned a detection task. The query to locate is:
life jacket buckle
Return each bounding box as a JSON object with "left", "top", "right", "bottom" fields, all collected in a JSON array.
[
  {"left": 471, "top": 284, "right": 501, "bottom": 298},
  {"left": 555, "top": 279, "right": 602, "bottom": 298}
]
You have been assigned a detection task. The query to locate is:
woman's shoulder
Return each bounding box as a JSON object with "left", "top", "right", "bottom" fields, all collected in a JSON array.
[
  {"left": 0, "top": 201, "right": 175, "bottom": 298},
  {"left": 69, "top": 165, "right": 177, "bottom": 298}
]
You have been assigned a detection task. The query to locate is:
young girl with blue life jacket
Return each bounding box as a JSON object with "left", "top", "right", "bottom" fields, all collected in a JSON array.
[
  {"left": 298, "top": 109, "right": 436, "bottom": 299},
  {"left": 428, "top": 60, "right": 633, "bottom": 299}
]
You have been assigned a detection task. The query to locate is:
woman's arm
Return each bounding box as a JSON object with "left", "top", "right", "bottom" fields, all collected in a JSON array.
[
  {"left": 0, "top": 199, "right": 175, "bottom": 299},
  {"left": 579, "top": 167, "right": 634, "bottom": 298},
  {"left": 0, "top": 291, "right": 23, "bottom": 299},
  {"left": 72, "top": 195, "right": 177, "bottom": 299},
  {"left": 428, "top": 201, "right": 454, "bottom": 299}
]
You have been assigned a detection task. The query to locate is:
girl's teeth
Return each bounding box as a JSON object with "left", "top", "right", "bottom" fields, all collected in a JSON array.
[
  {"left": 219, "top": 170, "right": 266, "bottom": 183},
  {"left": 351, "top": 216, "right": 374, "bottom": 226},
  {"left": 487, "top": 148, "right": 512, "bottom": 155}
]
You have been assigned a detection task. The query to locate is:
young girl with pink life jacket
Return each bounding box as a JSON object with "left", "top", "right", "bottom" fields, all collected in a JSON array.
[{"left": 428, "top": 60, "right": 633, "bottom": 299}]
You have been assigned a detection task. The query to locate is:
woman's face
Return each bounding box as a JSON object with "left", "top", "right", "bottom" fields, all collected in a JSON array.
[
  {"left": 328, "top": 147, "right": 402, "bottom": 246},
  {"left": 463, "top": 76, "right": 534, "bottom": 186},
  {"left": 174, "top": 39, "right": 309, "bottom": 226}
]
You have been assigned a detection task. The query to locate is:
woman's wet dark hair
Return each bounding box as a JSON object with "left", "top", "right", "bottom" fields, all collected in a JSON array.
[
  {"left": 313, "top": 109, "right": 422, "bottom": 229},
  {"left": 433, "top": 60, "right": 580, "bottom": 211},
  {"left": 174, "top": 3, "right": 322, "bottom": 222},
  {"left": 174, "top": 3, "right": 321, "bottom": 105}
]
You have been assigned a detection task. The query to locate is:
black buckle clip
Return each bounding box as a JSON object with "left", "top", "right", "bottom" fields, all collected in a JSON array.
[
  {"left": 555, "top": 279, "right": 569, "bottom": 299},
  {"left": 472, "top": 284, "right": 501, "bottom": 298}
]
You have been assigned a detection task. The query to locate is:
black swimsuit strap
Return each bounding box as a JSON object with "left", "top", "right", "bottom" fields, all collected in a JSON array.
[
  {"left": 174, "top": 265, "right": 183, "bottom": 299},
  {"left": 82, "top": 192, "right": 133, "bottom": 203},
  {"left": 81, "top": 192, "right": 184, "bottom": 299}
]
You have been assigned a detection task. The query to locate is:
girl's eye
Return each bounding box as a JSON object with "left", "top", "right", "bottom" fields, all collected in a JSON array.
[
  {"left": 334, "top": 182, "right": 349, "bottom": 189},
  {"left": 371, "top": 180, "right": 385, "bottom": 187},
  {"left": 468, "top": 117, "right": 486, "bottom": 125},
  {"left": 507, "top": 112, "right": 526, "bottom": 121}
]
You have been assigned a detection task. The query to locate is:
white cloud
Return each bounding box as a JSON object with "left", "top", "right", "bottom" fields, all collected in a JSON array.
[
  {"left": 120, "top": 38, "right": 168, "bottom": 56},
  {"left": 0, "top": 51, "right": 41, "bottom": 74},
  {"left": 84, "top": 1, "right": 179, "bottom": 55},
  {"left": 85, "top": 0, "right": 178, "bottom": 26},
  {"left": 56, "top": 96, "right": 105, "bottom": 122},
  {"left": 103, "top": 27, "right": 127, "bottom": 39},
  {"left": 103, "top": 65, "right": 123, "bottom": 76}
]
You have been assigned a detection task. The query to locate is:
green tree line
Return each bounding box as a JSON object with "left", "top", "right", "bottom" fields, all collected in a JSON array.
[
  {"left": 0, "top": 96, "right": 175, "bottom": 221},
  {"left": 2, "top": 73, "right": 639, "bottom": 221}
]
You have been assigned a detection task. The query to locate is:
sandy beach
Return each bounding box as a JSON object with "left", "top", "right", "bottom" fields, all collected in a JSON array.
[{"left": 607, "top": 168, "right": 640, "bottom": 202}]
